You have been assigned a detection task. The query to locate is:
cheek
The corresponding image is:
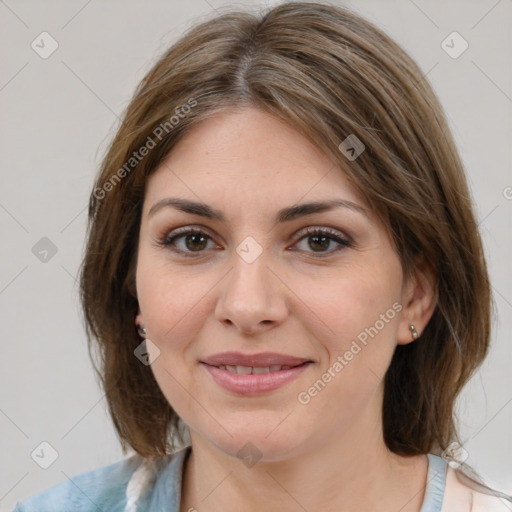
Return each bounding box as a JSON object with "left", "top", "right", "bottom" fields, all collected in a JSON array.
[
  {"left": 135, "top": 256, "right": 215, "bottom": 395},
  {"left": 291, "top": 271, "right": 401, "bottom": 436},
  {"left": 136, "top": 254, "right": 207, "bottom": 344},
  {"left": 136, "top": 265, "right": 211, "bottom": 422},
  {"left": 296, "top": 266, "right": 402, "bottom": 358}
]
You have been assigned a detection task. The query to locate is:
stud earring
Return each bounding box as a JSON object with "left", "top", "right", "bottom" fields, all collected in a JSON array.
[
  {"left": 409, "top": 324, "right": 419, "bottom": 340},
  {"left": 138, "top": 326, "right": 147, "bottom": 338}
]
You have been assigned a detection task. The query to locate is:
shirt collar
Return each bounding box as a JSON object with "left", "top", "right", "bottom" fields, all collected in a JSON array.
[
  {"left": 419, "top": 454, "right": 448, "bottom": 512},
  {"left": 145, "top": 445, "right": 191, "bottom": 511}
]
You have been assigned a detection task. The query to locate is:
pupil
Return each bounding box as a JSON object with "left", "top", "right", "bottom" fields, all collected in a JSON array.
[
  {"left": 186, "top": 234, "right": 207, "bottom": 251},
  {"left": 309, "top": 235, "right": 329, "bottom": 252}
]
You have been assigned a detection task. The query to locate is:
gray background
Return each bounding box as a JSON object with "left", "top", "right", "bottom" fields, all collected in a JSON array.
[{"left": 1, "top": 0, "right": 511, "bottom": 510}]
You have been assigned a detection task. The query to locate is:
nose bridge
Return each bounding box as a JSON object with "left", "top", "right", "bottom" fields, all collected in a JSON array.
[{"left": 214, "top": 239, "right": 287, "bottom": 333}]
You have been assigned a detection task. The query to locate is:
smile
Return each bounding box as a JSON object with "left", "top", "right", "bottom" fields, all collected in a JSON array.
[
  {"left": 215, "top": 364, "right": 296, "bottom": 374},
  {"left": 200, "top": 356, "right": 312, "bottom": 396}
]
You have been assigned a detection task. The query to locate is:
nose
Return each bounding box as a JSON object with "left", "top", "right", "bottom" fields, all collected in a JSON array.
[{"left": 214, "top": 248, "right": 289, "bottom": 336}]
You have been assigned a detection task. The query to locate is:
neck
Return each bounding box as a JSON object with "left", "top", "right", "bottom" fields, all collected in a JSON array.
[{"left": 180, "top": 400, "right": 428, "bottom": 512}]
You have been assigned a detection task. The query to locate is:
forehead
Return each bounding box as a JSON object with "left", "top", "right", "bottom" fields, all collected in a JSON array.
[{"left": 143, "top": 107, "right": 365, "bottom": 212}]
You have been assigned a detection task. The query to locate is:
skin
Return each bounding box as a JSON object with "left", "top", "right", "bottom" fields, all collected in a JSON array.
[{"left": 135, "top": 107, "right": 437, "bottom": 512}]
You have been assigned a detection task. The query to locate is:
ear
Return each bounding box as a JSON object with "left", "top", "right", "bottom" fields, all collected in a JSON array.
[{"left": 397, "top": 261, "right": 438, "bottom": 345}]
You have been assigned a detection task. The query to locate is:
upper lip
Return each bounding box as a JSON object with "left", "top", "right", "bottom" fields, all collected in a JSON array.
[{"left": 201, "top": 351, "right": 312, "bottom": 367}]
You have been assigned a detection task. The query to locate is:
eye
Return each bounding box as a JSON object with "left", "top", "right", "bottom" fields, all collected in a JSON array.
[
  {"left": 160, "top": 227, "right": 219, "bottom": 256},
  {"left": 160, "top": 226, "right": 351, "bottom": 258},
  {"left": 291, "top": 227, "right": 351, "bottom": 256}
]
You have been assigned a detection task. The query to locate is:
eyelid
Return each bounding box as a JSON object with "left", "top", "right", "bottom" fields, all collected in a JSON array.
[
  {"left": 163, "top": 225, "right": 216, "bottom": 240},
  {"left": 292, "top": 225, "right": 352, "bottom": 244}
]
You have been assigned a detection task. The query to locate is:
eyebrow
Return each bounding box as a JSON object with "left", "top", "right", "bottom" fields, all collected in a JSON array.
[{"left": 147, "top": 197, "right": 368, "bottom": 223}]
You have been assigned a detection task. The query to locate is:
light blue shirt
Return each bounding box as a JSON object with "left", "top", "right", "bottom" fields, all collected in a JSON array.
[{"left": 13, "top": 447, "right": 447, "bottom": 511}]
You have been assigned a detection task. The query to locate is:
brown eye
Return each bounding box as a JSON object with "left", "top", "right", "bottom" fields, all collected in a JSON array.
[
  {"left": 308, "top": 234, "right": 331, "bottom": 252},
  {"left": 182, "top": 232, "right": 209, "bottom": 251},
  {"left": 293, "top": 227, "right": 351, "bottom": 256},
  {"left": 162, "top": 228, "right": 218, "bottom": 256}
]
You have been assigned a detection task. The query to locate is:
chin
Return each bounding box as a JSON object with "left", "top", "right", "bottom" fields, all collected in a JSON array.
[{"left": 194, "top": 412, "right": 311, "bottom": 463}]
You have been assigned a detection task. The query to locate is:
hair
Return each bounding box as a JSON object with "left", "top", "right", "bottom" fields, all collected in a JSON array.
[{"left": 80, "top": 1, "right": 491, "bottom": 459}]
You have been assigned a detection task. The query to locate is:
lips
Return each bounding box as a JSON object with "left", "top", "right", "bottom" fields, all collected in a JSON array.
[{"left": 200, "top": 352, "right": 313, "bottom": 395}]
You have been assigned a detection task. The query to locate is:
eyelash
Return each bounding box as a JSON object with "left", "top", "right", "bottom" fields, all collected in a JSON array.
[{"left": 159, "top": 226, "right": 352, "bottom": 258}]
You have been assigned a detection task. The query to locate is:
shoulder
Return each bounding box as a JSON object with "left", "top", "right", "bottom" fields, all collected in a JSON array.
[
  {"left": 12, "top": 447, "right": 191, "bottom": 512},
  {"left": 442, "top": 463, "right": 512, "bottom": 512},
  {"left": 12, "top": 454, "right": 147, "bottom": 512}
]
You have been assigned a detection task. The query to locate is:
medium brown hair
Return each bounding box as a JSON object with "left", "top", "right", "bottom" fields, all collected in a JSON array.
[{"left": 80, "top": 1, "right": 491, "bottom": 458}]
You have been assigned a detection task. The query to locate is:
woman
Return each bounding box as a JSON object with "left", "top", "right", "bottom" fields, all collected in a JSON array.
[{"left": 13, "top": 2, "right": 511, "bottom": 511}]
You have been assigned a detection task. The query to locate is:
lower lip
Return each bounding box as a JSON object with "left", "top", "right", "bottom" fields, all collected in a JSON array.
[{"left": 201, "top": 362, "right": 312, "bottom": 396}]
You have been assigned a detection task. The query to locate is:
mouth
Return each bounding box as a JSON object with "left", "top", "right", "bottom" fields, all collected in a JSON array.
[
  {"left": 200, "top": 352, "right": 313, "bottom": 395},
  {"left": 200, "top": 351, "right": 312, "bottom": 368},
  {"left": 211, "top": 363, "right": 304, "bottom": 374}
]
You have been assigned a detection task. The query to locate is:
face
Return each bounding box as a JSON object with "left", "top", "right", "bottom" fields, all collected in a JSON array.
[{"left": 135, "top": 107, "right": 416, "bottom": 462}]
